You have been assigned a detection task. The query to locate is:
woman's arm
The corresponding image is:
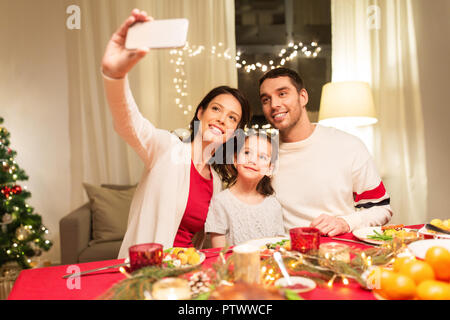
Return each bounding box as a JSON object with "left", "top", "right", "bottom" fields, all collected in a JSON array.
[
  {"left": 101, "top": 9, "right": 151, "bottom": 80},
  {"left": 101, "top": 9, "right": 175, "bottom": 168},
  {"left": 210, "top": 233, "right": 227, "bottom": 248}
]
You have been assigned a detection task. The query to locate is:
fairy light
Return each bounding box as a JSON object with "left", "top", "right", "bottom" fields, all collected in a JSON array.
[
  {"left": 237, "top": 40, "right": 321, "bottom": 74},
  {"left": 119, "top": 266, "right": 132, "bottom": 279},
  {"left": 327, "top": 274, "right": 337, "bottom": 288},
  {"left": 342, "top": 277, "right": 349, "bottom": 285}
]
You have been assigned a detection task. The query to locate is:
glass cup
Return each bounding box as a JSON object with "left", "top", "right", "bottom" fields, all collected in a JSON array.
[
  {"left": 232, "top": 244, "right": 261, "bottom": 284},
  {"left": 289, "top": 227, "right": 321, "bottom": 253},
  {"left": 392, "top": 231, "right": 424, "bottom": 256},
  {"left": 318, "top": 242, "right": 350, "bottom": 266},
  {"left": 128, "top": 243, "right": 163, "bottom": 272}
]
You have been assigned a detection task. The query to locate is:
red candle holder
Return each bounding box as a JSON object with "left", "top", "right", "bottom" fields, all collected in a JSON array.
[
  {"left": 289, "top": 227, "right": 320, "bottom": 253},
  {"left": 128, "top": 243, "right": 163, "bottom": 272}
]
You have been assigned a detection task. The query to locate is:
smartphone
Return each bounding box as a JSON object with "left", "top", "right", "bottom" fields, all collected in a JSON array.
[{"left": 125, "top": 18, "right": 189, "bottom": 49}]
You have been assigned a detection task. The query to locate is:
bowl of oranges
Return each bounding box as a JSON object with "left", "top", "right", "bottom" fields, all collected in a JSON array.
[{"left": 367, "top": 245, "right": 450, "bottom": 300}]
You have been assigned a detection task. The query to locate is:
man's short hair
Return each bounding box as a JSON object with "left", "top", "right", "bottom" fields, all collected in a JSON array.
[{"left": 258, "top": 67, "right": 305, "bottom": 92}]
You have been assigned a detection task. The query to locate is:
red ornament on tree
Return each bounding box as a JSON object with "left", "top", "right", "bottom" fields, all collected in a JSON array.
[
  {"left": 12, "top": 185, "right": 22, "bottom": 195},
  {"left": 1, "top": 186, "right": 11, "bottom": 198}
]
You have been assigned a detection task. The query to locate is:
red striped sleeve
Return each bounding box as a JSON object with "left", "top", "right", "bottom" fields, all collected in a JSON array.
[{"left": 353, "top": 181, "right": 386, "bottom": 203}]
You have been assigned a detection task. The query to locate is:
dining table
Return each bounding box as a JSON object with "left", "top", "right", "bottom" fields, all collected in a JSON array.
[{"left": 7, "top": 225, "right": 425, "bottom": 300}]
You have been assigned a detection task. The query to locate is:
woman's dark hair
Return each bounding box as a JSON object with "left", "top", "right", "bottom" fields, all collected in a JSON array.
[
  {"left": 224, "top": 130, "right": 279, "bottom": 196},
  {"left": 259, "top": 67, "right": 305, "bottom": 93},
  {"left": 186, "top": 86, "right": 251, "bottom": 182},
  {"left": 188, "top": 86, "right": 251, "bottom": 141}
]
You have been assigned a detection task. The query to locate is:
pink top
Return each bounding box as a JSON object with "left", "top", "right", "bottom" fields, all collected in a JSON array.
[{"left": 173, "top": 161, "right": 213, "bottom": 247}]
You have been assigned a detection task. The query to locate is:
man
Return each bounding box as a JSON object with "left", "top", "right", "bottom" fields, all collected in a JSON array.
[{"left": 259, "top": 68, "right": 392, "bottom": 236}]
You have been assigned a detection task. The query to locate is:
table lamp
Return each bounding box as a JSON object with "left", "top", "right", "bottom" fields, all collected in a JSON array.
[
  {"left": 318, "top": 81, "right": 377, "bottom": 128},
  {"left": 318, "top": 81, "right": 377, "bottom": 154}
]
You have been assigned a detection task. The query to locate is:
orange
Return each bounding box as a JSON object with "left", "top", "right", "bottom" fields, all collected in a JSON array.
[
  {"left": 399, "top": 260, "right": 435, "bottom": 285},
  {"left": 416, "top": 280, "right": 450, "bottom": 300},
  {"left": 393, "top": 256, "right": 416, "bottom": 272},
  {"left": 425, "top": 246, "right": 450, "bottom": 281},
  {"left": 382, "top": 273, "right": 416, "bottom": 300},
  {"left": 370, "top": 268, "right": 395, "bottom": 299}
]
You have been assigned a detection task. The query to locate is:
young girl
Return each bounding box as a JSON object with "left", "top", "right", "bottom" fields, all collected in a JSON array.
[{"left": 204, "top": 131, "right": 286, "bottom": 247}]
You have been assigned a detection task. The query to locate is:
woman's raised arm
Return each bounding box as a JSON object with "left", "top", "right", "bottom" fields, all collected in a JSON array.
[{"left": 101, "top": 9, "right": 151, "bottom": 79}]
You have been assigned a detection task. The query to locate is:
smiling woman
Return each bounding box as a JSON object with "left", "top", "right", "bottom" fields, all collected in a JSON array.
[{"left": 101, "top": 9, "right": 251, "bottom": 257}]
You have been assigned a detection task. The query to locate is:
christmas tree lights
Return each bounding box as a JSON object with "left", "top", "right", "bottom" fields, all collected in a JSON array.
[{"left": 0, "top": 117, "right": 52, "bottom": 269}]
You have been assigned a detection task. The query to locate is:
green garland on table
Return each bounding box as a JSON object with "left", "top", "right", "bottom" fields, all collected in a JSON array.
[
  {"left": 279, "top": 246, "right": 395, "bottom": 289},
  {"left": 99, "top": 245, "right": 395, "bottom": 299},
  {"left": 99, "top": 265, "right": 199, "bottom": 300}
]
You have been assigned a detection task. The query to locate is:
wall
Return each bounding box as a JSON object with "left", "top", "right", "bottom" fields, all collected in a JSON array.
[
  {"left": 413, "top": 0, "right": 450, "bottom": 221},
  {"left": 0, "top": 0, "right": 70, "bottom": 264}
]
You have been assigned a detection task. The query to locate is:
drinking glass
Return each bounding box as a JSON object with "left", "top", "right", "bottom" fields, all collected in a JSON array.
[
  {"left": 289, "top": 227, "right": 320, "bottom": 253},
  {"left": 128, "top": 243, "right": 163, "bottom": 272}
]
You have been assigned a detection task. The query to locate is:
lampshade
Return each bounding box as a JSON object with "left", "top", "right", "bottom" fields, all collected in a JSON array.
[{"left": 318, "top": 81, "right": 377, "bottom": 127}]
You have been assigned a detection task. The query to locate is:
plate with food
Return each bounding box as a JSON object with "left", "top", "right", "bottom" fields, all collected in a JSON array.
[
  {"left": 353, "top": 225, "right": 416, "bottom": 245},
  {"left": 243, "top": 237, "right": 290, "bottom": 257},
  {"left": 162, "top": 247, "right": 205, "bottom": 268},
  {"left": 418, "top": 219, "right": 450, "bottom": 239}
]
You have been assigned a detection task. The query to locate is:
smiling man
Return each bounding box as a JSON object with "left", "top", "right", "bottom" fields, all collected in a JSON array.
[{"left": 258, "top": 68, "right": 392, "bottom": 236}]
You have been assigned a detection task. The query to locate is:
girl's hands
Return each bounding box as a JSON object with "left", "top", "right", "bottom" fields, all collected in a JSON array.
[{"left": 101, "top": 8, "right": 152, "bottom": 79}]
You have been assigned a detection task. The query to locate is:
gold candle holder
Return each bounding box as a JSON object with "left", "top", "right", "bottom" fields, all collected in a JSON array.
[
  {"left": 318, "top": 242, "right": 350, "bottom": 267},
  {"left": 233, "top": 244, "right": 261, "bottom": 284}
]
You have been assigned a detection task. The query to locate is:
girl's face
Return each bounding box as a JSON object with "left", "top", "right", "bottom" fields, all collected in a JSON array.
[
  {"left": 235, "top": 135, "right": 273, "bottom": 182},
  {"left": 196, "top": 93, "right": 242, "bottom": 145}
]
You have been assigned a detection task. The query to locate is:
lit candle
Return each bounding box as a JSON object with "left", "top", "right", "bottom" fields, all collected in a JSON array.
[
  {"left": 152, "top": 278, "right": 192, "bottom": 300},
  {"left": 319, "top": 242, "right": 351, "bottom": 265}
]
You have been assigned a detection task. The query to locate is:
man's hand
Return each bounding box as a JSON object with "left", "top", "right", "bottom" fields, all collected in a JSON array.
[{"left": 310, "top": 214, "right": 350, "bottom": 236}]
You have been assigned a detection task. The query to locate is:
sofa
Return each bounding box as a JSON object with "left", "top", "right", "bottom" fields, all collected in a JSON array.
[{"left": 59, "top": 184, "right": 136, "bottom": 265}]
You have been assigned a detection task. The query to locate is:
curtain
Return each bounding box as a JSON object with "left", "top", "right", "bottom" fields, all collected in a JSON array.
[
  {"left": 331, "top": 0, "right": 428, "bottom": 225},
  {"left": 64, "top": 0, "right": 237, "bottom": 207}
]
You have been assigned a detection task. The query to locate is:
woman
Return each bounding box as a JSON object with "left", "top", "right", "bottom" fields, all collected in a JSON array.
[{"left": 101, "top": 9, "right": 251, "bottom": 258}]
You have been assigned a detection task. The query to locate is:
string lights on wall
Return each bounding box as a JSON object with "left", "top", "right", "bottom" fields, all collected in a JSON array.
[
  {"left": 236, "top": 41, "right": 322, "bottom": 74},
  {"left": 169, "top": 40, "right": 321, "bottom": 116}
]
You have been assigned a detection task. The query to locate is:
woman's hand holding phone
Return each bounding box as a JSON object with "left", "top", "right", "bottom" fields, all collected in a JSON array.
[{"left": 101, "top": 9, "right": 152, "bottom": 79}]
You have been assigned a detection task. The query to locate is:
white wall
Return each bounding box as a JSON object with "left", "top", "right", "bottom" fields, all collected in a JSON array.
[
  {"left": 413, "top": 0, "right": 450, "bottom": 221},
  {"left": 0, "top": 0, "right": 71, "bottom": 264}
]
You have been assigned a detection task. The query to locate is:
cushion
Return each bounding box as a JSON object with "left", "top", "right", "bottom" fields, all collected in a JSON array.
[
  {"left": 83, "top": 183, "right": 136, "bottom": 245},
  {"left": 78, "top": 240, "right": 123, "bottom": 263}
]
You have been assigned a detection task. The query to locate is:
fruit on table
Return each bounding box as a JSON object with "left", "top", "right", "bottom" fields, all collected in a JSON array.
[
  {"left": 376, "top": 268, "right": 416, "bottom": 300},
  {"left": 393, "top": 256, "right": 416, "bottom": 273},
  {"left": 430, "top": 218, "right": 450, "bottom": 231},
  {"left": 168, "top": 247, "right": 201, "bottom": 266},
  {"left": 425, "top": 246, "right": 450, "bottom": 281},
  {"left": 416, "top": 280, "right": 450, "bottom": 300},
  {"left": 398, "top": 260, "right": 435, "bottom": 285}
]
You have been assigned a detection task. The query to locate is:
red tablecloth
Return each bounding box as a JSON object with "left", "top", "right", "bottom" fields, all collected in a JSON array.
[{"left": 8, "top": 225, "right": 424, "bottom": 300}]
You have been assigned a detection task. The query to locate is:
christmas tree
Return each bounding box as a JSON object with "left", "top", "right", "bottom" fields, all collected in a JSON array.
[{"left": 0, "top": 117, "right": 52, "bottom": 269}]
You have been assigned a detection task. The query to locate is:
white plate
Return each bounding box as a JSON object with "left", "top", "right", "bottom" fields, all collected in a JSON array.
[
  {"left": 243, "top": 237, "right": 289, "bottom": 250},
  {"left": 353, "top": 226, "right": 417, "bottom": 245},
  {"left": 407, "top": 239, "right": 450, "bottom": 259},
  {"left": 352, "top": 226, "right": 386, "bottom": 245},
  {"left": 275, "top": 276, "right": 316, "bottom": 293},
  {"left": 418, "top": 225, "right": 450, "bottom": 240}
]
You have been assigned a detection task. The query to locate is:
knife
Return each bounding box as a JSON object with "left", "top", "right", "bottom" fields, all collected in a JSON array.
[
  {"left": 62, "top": 262, "right": 129, "bottom": 279},
  {"left": 426, "top": 224, "right": 450, "bottom": 235}
]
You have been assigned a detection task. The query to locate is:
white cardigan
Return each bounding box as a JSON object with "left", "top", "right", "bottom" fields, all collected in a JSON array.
[{"left": 102, "top": 75, "right": 223, "bottom": 259}]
